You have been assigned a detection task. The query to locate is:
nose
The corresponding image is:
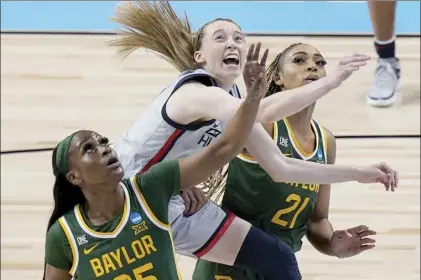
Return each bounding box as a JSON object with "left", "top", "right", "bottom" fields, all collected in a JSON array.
[
  {"left": 100, "top": 145, "right": 112, "bottom": 157},
  {"left": 226, "top": 38, "right": 238, "bottom": 50},
  {"left": 306, "top": 64, "right": 318, "bottom": 72}
]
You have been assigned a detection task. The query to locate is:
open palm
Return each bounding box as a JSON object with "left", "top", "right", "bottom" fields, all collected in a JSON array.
[{"left": 330, "top": 225, "right": 376, "bottom": 258}]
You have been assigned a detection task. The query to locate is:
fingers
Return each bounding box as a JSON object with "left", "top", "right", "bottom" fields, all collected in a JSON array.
[
  {"left": 192, "top": 188, "right": 207, "bottom": 213},
  {"left": 339, "top": 54, "right": 370, "bottom": 65},
  {"left": 253, "top": 42, "right": 261, "bottom": 61},
  {"left": 360, "top": 237, "right": 376, "bottom": 245},
  {"left": 260, "top": 48, "right": 269, "bottom": 67},
  {"left": 358, "top": 230, "right": 377, "bottom": 238},
  {"left": 359, "top": 244, "right": 376, "bottom": 252},
  {"left": 348, "top": 61, "right": 368, "bottom": 68},
  {"left": 375, "top": 169, "right": 389, "bottom": 188},
  {"left": 186, "top": 189, "right": 198, "bottom": 214},
  {"left": 394, "top": 170, "right": 399, "bottom": 189},
  {"left": 181, "top": 192, "right": 191, "bottom": 214},
  {"left": 247, "top": 42, "right": 268, "bottom": 64},
  {"left": 247, "top": 44, "right": 255, "bottom": 62},
  {"left": 347, "top": 225, "right": 369, "bottom": 235},
  {"left": 377, "top": 162, "right": 399, "bottom": 191}
]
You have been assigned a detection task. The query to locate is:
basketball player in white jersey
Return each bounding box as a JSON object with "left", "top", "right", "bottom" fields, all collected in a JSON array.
[{"left": 109, "top": 2, "right": 398, "bottom": 279}]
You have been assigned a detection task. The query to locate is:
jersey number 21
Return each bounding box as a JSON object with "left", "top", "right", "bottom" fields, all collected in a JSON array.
[{"left": 271, "top": 194, "right": 310, "bottom": 228}]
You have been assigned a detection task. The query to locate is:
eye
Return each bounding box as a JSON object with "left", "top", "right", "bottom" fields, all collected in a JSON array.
[
  {"left": 82, "top": 142, "right": 95, "bottom": 153},
  {"left": 215, "top": 35, "right": 224, "bottom": 41},
  {"left": 293, "top": 57, "right": 305, "bottom": 64},
  {"left": 99, "top": 137, "right": 109, "bottom": 145},
  {"left": 235, "top": 36, "right": 244, "bottom": 42},
  {"left": 316, "top": 60, "right": 327, "bottom": 66}
]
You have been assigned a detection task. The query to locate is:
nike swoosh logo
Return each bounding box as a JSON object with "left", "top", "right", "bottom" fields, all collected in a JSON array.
[
  {"left": 84, "top": 243, "right": 99, "bottom": 255},
  {"left": 282, "top": 153, "right": 292, "bottom": 157}
]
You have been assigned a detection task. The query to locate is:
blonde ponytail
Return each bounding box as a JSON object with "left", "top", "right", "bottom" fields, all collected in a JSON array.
[{"left": 109, "top": 1, "right": 197, "bottom": 72}]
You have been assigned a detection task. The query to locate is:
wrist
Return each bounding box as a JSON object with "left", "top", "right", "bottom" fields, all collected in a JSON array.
[
  {"left": 244, "top": 94, "right": 263, "bottom": 103},
  {"left": 351, "top": 166, "right": 364, "bottom": 182},
  {"left": 328, "top": 235, "right": 340, "bottom": 258},
  {"left": 322, "top": 75, "right": 339, "bottom": 91}
]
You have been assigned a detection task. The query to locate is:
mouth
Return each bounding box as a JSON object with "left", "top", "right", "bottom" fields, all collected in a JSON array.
[
  {"left": 106, "top": 156, "right": 121, "bottom": 170},
  {"left": 304, "top": 75, "right": 319, "bottom": 83},
  {"left": 223, "top": 54, "right": 240, "bottom": 66}
]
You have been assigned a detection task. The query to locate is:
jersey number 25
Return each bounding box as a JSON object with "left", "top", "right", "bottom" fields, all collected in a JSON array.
[{"left": 114, "top": 262, "right": 157, "bottom": 280}]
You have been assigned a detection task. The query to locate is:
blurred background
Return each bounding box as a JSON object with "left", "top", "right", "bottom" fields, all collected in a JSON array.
[
  {"left": 1, "top": 1, "right": 420, "bottom": 280},
  {"left": 1, "top": 1, "right": 420, "bottom": 34}
]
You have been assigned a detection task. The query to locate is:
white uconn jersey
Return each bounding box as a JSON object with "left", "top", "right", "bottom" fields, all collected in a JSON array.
[{"left": 113, "top": 68, "right": 242, "bottom": 178}]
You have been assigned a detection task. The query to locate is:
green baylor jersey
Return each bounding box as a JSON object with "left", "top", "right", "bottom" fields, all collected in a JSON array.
[
  {"left": 223, "top": 118, "right": 328, "bottom": 252},
  {"left": 54, "top": 175, "right": 181, "bottom": 279},
  {"left": 193, "top": 119, "right": 329, "bottom": 280}
]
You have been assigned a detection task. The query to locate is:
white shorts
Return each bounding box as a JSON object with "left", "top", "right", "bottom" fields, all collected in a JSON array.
[{"left": 168, "top": 195, "right": 233, "bottom": 258}]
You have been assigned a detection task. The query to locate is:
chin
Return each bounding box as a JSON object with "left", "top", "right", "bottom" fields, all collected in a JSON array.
[{"left": 111, "top": 166, "right": 125, "bottom": 181}]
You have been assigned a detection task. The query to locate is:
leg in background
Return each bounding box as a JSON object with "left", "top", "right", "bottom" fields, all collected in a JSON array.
[{"left": 366, "top": 0, "right": 400, "bottom": 107}]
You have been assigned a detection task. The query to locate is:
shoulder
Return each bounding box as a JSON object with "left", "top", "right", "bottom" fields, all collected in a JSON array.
[
  {"left": 321, "top": 126, "right": 336, "bottom": 146},
  {"left": 46, "top": 218, "right": 69, "bottom": 245},
  {"left": 135, "top": 160, "right": 180, "bottom": 187},
  {"left": 319, "top": 125, "right": 336, "bottom": 163},
  {"left": 175, "top": 69, "right": 216, "bottom": 89}
]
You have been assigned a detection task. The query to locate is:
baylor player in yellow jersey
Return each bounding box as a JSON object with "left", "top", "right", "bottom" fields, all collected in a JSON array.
[
  {"left": 193, "top": 43, "right": 378, "bottom": 280},
  {"left": 42, "top": 72, "right": 266, "bottom": 280}
]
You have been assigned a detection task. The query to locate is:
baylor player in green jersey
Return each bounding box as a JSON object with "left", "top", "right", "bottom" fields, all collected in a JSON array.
[
  {"left": 193, "top": 43, "right": 379, "bottom": 280},
  {"left": 45, "top": 166, "right": 183, "bottom": 280},
  {"left": 42, "top": 76, "right": 265, "bottom": 280},
  {"left": 225, "top": 118, "right": 328, "bottom": 253}
]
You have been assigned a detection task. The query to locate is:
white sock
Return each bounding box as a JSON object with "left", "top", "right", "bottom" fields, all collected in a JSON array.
[{"left": 375, "top": 35, "right": 396, "bottom": 45}]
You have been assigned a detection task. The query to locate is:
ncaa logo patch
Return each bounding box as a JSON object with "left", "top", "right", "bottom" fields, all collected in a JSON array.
[
  {"left": 130, "top": 212, "right": 142, "bottom": 225},
  {"left": 317, "top": 149, "right": 323, "bottom": 160}
]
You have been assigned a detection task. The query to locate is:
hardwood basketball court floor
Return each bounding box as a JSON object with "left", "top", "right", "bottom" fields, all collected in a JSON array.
[{"left": 1, "top": 34, "right": 420, "bottom": 280}]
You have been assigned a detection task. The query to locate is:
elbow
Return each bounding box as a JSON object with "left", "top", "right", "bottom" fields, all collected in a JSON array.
[{"left": 211, "top": 139, "right": 239, "bottom": 160}]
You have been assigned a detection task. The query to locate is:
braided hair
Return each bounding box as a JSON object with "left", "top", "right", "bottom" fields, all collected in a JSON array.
[
  {"left": 203, "top": 43, "right": 304, "bottom": 204},
  {"left": 266, "top": 43, "right": 303, "bottom": 97}
]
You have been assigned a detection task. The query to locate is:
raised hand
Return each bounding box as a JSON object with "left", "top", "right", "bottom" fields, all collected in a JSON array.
[
  {"left": 326, "top": 54, "right": 371, "bottom": 89},
  {"left": 356, "top": 162, "right": 399, "bottom": 191},
  {"left": 330, "top": 225, "right": 377, "bottom": 259},
  {"left": 243, "top": 42, "right": 269, "bottom": 101}
]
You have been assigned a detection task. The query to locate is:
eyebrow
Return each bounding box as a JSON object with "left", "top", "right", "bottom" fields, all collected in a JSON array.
[
  {"left": 213, "top": 29, "right": 244, "bottom": 37},
  {"left": 292, "top": 51, "right": 324, "bottom": 59},
  {"left": 213, "top": 29, "right": 223, "bottom": 35},
  {"left": 76, "top": 132, "right": 99, "bottom": 149}
]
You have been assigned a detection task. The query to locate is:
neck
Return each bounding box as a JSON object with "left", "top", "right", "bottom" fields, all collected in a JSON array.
[
  {"left": 286, "top": 104, "right": 315, "bottom": 136},
  {"left": 82, "top": 182, "right": 125, "bottom": 224},
  {"left": 218, "top": 80, "right": 234, "bottom": 92},
  {"left": 208, "top": 71, "right": 235, "bottom": 92}
]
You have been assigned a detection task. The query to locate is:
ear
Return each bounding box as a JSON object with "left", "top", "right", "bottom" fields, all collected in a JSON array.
[
  {"left": 194, "top": 50, "right": 205, "bottom": 64},
  {"left": 274, "top": 72, "right": 283, "bottom": 87},
  {"left": 66, "top": 170, "right": 82, "bottom": 186}
]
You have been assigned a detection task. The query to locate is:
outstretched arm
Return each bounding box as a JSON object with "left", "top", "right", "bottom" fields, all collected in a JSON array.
[
  {"left": 244, "top": 123, "right": 397, "bottom": 189},
  {"left": 306, "top": 128, "right": 377, "bottom": 258},
  {"left": 166, "top": 54, "right": 369, "bottom": 125}
]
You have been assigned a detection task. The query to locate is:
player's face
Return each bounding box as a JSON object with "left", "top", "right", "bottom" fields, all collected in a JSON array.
[
  {"left": 66, "top": 130, "right": 124, "bottom": 187},
  {"left": 194, "top": 20, "right": 246, "bottom": 82},
  {"left": 279, "top": 44, "right": 327, "bottom": 90}
]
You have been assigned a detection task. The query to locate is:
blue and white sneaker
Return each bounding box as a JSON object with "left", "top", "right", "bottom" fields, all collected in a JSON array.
[{"left": 367, "top": 58, "right": 400, "bottom": 107}]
